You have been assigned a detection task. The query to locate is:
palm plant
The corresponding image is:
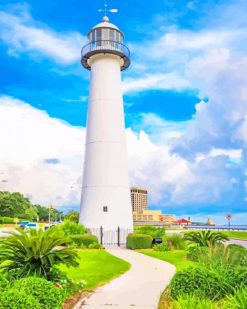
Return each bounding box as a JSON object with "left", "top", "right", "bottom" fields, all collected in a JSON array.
[
  {"left": 0, "top": 228, "right": 79, "bottom": 279},
  {"left": 184, "top": 230, "right": 229, "bottom": 247}
]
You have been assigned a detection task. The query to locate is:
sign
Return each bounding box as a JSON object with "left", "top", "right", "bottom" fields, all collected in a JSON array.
[{"left": 226, "top": 214, "right": 232, "bottom": 220}]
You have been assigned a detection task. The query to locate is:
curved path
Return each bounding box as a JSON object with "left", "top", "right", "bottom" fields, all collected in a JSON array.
[{"left": 77, "top": 247, "right": 176, "bottom": 309}]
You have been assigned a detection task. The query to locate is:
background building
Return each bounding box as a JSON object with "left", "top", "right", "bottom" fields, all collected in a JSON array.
[
  {"left": 130, "top": 187, "right": 148, "bottom": 214},
  {"left": 131, "top": 187, "right": 176, "bottom": 225}
]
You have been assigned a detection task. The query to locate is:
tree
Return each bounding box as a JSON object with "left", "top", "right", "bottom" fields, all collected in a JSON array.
[
  {"left": 0, "top": 228, "right": 79, "bottom": 279},
  {"left": 0, "top": 192, "right": 33, "bottom": 218},
  {"left": 184, "top": 230, "right": 229, "bottom": 247},
  {"left": 64, "top": 211, "right": 79, "bottom": 223}
]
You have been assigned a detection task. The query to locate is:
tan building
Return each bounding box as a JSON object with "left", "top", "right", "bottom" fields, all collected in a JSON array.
[
  {"left": 133, "top": 209, "right": 176, "bottom": 225},
  {"left": 130, "top": 187, "right": 148, "bottom": 214}
]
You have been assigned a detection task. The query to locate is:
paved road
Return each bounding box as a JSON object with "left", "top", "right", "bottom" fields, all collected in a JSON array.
[
  {"left": 226, "top": 239, "right": 247, "bottom": 248},
  {"left": 76, "top": 248, "right": 176, "bottom": 309}
]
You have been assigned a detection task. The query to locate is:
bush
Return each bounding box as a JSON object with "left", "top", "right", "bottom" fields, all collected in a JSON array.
[
  {"left": 0, "top": 289, "right": 41, "bottom": 309},
  {"left": 70, "top": 234, "right": 99, "bottom": 248},
  {"left": 167, "top": 234, "right": 187, "bottom": 250},
  {"left": 170, "top": 267, "right": 235, "bottom": 301},
  {"left": 57, "top": 220, "right": 86, "bottom": 235},
  {"left": 153, "top": 241, "right": 170, "bottom": 251},
  {"left": 171, "top": 294, "right": 218, "bottom": 309},
  {"left": 0, "top": 217, "right": 15, "bottom": 224},
  {"left": 222, "top": 287, "right": 247, "bottom": 309},
  {"left": 187, "top": 244, "right": 247, "bottom": 268},
  {"left": 13, "top": 277, "right": 63, "bottom": 309},
  {"left": 134, "top": 226, "right": 166, "bottom": 238},
  {"left": 126, "top": 233, "right": 152, "bottom": 249}
]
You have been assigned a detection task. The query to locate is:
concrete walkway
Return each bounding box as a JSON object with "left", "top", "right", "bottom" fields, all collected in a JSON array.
[{"left": 76, "top": 248, "right": 175, "bottom": 309}]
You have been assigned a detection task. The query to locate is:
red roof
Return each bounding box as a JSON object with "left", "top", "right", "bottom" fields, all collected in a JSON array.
[{"left": 175, "top": 219, "right": 190, "bottom": 223}]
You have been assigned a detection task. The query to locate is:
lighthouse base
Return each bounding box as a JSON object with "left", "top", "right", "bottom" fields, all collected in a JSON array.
[{"left": 79, "top": 186, "right": 133, "bottom": 245}]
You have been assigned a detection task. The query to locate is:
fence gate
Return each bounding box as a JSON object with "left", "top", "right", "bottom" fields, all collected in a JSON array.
[{"left": 90, "top": 227, "right": 132, "bottom": 246}]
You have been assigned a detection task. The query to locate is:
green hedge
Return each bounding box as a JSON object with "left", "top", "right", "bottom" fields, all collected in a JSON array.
[
  {"left": 69, "top": 234, "right": 99, "bottom": 248},
  {"left": 126, "top": 233, "right": 152, "bottom": 249}
]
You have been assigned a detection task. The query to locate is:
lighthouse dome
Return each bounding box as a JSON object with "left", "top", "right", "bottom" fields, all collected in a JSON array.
[{"left": 92, "top": 16, "right": 120, "bottom": 31}]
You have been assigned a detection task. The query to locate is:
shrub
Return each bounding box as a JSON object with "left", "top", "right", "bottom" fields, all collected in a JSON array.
[
  {"left": 0, "top": 289, "right": 41, "bottom": 309},
  {"left": 171, "top": 294, "right": 218, "bottom": 309},
  {"left": 167, "top": 234, "right": 187, "bottom": 250},
  {"left": 69, "top": 234, "right": 99, "bottom": 248},
  {"left": 126, "top": 233, "right": 152, "bottom": 249},
  {"left": 13, "top": 277, "right": 63, "bottom": 309},
  {"left": 88, "top": 242, "right": 103, "bottom": 249},
  {"left": 0, "top": 228, "right": 79, "bottom": 278},
  {"left": 134, "top": 226, "right": 166, "bottom": 238},
  {"left": 187, "top": 244, "right": 247, "bottom": 268},
  {"left": 57, "top": 220, "right": 86, "bottom": 235},
  {"left": 170, "top": 266, "right": 234, "bottom": 301},
  {"left": 184, "top": 230, "right": 229, "bottom": 247},
  {"left": 153, "top": 241, "right": 169, "bottom": 251},
  {"left": 222, "top": 287, "right": 247, "bottom": 309},
  {"left": 0, "top": 217, "right": 15, "bottom": 224}
]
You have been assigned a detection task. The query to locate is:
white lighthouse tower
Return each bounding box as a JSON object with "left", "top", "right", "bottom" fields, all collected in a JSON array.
[{"left": 79, "top": 15, "right": 133, "bottom": 244}]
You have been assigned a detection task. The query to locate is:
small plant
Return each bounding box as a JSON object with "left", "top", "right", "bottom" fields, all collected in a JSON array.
[
  {"left": 0, "top": 289, "right": 41, "bottom": 309},
  {"left": 126, "top": 233, "right": 152, "bottom": 249},
  {"left": 0, "top": 228, "right": 79, "bottom": 278},
  {"left": 153, "top": 241, "right": 169, "bottom": 252},
  {"left": 69, "top": 234, "right": 99, "bottom": 248},
  {"left": 13, "top": 277, "right": 63, "bottom": 308},
  {"left": 170, "top": 294, "right": 218, "bottom": 309},
  {"left": 49, "top": 269, "right": 84, "bottom": 300},
  {"left": 184, "top": 230, "right": 229, "bottom": 247},
  {"left": 166, "top": 234, "right": 187, "bottom": 250}
]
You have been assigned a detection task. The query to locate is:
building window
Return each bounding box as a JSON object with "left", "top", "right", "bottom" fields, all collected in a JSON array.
[{"left": 103, "top": 206, "right": 108, "bottom": 212}]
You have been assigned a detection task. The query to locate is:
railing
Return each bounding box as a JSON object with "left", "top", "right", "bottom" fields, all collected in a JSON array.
[{"left": 81, "top": 40, "right": 130, "bottom": 59}]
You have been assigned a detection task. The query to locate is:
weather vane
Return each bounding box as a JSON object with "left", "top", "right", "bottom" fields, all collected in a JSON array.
[{"left": 98, "top": 0, "right": 118, "bottom": 18}]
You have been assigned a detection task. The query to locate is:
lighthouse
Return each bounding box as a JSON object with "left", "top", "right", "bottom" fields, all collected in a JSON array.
[{"left": 79, "top": 15, "right": 133, "bottom": 244}]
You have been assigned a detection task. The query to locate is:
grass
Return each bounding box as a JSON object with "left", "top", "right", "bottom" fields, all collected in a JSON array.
[
  {"left": 138, "top": 249, "right": 195, "bottom": 271},
  {"left": 59, "top": 249, "right": 130, "bottom": 290},
  {"left": 222, "top": 231, "right": 247, "bottom": 240}
]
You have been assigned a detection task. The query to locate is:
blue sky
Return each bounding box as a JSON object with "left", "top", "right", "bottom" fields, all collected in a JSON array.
[{"left": 0, "top": 0, "right": 247, "bottom": 224}]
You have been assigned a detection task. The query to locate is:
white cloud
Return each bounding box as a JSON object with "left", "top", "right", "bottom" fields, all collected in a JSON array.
[
  {"left": 0, "top": 7, "right": 85, "bottom": 65},
  {"left": 0, "top": 95, "right": 85, "bottom": 206},
  {"left": 0, "top": 96, "right": 245, "bottom": 218},
  {"left": 123, "top": 72, "right": 190, "bottom": 94}
]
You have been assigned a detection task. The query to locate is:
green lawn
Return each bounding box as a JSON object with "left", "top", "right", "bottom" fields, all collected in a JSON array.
[
  {"left": 138, "top": 249, "right": 195, "bottom": 271},
  {"left": 59, "top": 249, "right": 130, "bottom": 290},
  {"left": 222, "top": 231, "right": 247, "bottom": 240}
]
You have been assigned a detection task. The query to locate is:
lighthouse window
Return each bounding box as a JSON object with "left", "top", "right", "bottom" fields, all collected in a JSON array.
[
  {"left": 110, "top": 29, "right": 115, "bottom": 41},
  {"left": 103, "top": 206, "right": 108, "bottom": 212}
]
